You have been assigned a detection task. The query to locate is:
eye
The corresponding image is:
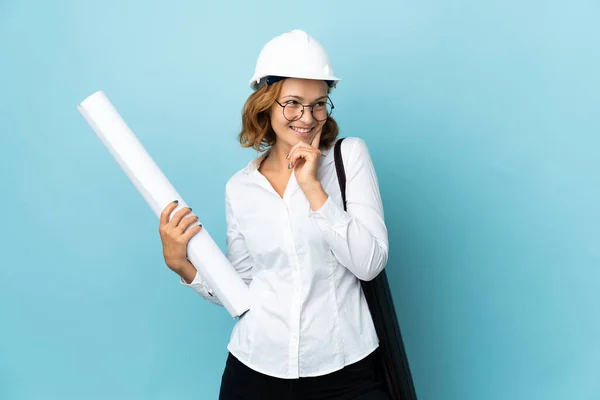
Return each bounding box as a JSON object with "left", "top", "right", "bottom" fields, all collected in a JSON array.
[
  {"left": 314, "top": 101, "right": 327, "bottom": 107},
  {"left": 285, "top": 100, "right": 300, "bottom": 105}
]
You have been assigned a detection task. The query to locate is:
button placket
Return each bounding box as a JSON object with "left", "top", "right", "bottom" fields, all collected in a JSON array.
[{"left": 284, "top": 198, "right": 302, "bottom": 377}]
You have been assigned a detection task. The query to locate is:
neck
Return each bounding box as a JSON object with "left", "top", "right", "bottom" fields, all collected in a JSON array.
[{"left": 264, "top": 142, "right": 293, "bottom": 173}]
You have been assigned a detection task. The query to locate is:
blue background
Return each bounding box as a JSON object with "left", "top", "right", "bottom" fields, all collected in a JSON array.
[{"left": 1, "top": 1, "right": 599, "bottom": 399}]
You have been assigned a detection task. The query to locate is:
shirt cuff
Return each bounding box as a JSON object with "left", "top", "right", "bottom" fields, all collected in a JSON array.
[
  {"left": 180, "top": 270, "right": 215, "bottom": 297},
  {"left": 309, "top": 196, "right": 352, "bottom": 232}
]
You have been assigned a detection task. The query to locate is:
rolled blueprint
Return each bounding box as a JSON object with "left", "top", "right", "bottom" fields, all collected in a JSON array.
[{"left": 77, "top": 90, "right": 252, "bottom": 318}]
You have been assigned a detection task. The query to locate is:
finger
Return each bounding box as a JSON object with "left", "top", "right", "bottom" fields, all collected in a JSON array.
[
  {"left": 290, "top": 147, "right": 319, "bottom": 168},
  {"left": 286, "top": 142, "right": 303, "bottom": 162},
  {"left": 168, "top": 206, "right": 193, "bottom": 229},
  {"left": 287, "top": 142, "right": 311, "bottom": 167},
  {"left": 290, "top": 148, "right": 319, "bottom": 168},
  {"left": 310, "top": 128, "right": 322, "bottom": 149},
  {"left": 182, "top": 223, "right": 203, "bottom": 242},
  {"left": 159, "top": 200, "right": 180, "bottom": 229},
  {"left": 175, "top": 214, "right": 199, "bottom": 234}
]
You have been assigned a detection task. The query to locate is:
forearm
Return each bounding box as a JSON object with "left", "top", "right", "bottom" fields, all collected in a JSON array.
[
  {"left": 307, "top": 138, "right": 389, "bottom": 281},
  {"left": 303, "top": 183, "right": 387, "bottom": 281},
  {"left": 310, "top": 197, "right": 388, "bottom": 281},
  {"left": 177, "top": 260, "right": 198, "bottom": 284}
]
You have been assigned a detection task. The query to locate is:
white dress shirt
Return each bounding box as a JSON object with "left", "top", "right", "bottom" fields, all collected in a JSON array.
[{"left": 181, "top": 137, "right": 389, "bottom": 379}]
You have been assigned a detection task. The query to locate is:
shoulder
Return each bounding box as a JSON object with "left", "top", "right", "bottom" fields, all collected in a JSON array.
[
  {"left": 330, "top": 136, "right": 372, "bottom": 163},
  {"left": 224, "top": 151, "right": 265, "bottom": 199},
  {"left": 339, "top": 136, "right": 368, "bottom": 151},
  {"left": 222, "top": 169, "right": 250, "bottom": 220},
  {"left": 225, "top": 168, "right": 248, "bottom": 198}
]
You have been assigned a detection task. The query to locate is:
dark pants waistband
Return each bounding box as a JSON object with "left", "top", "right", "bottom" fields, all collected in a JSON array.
[{"left": 218, "top": 349, "right": 390, "bottom": 400}]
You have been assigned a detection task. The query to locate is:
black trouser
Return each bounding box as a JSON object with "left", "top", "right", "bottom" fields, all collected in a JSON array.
[{"left": 218, "top": 349, "right": 390, "bottom": 400}]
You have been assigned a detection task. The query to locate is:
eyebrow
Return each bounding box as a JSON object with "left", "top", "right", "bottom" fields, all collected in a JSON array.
[{"left": 281, "top": 94, "right": 328, "bottom": 102}]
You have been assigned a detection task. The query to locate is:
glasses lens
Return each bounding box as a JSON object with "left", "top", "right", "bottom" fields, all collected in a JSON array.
[
  {"left": 283, "top": 103, "right": 303, "bottom": 121},
  {"left": 281, "top": 100, "right": 333, "bottom": 121},
  {"left": 312, "top": 101, "right": 332, "bottom": 121}
]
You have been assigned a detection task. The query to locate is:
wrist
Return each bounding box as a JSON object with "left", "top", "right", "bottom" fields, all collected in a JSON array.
[
  {"left": 302, "top": 181, "right": 328, "bottom": 211},
  {"left": 176, "top": 259, "right": 197, "bottom": 284},
  {"left": 300, "top": 179, "right": 322, "bottom": 194}
]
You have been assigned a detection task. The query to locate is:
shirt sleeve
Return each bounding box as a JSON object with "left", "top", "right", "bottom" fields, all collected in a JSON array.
[
  {"left": 309, "top": 138, "right": 389, "bottom": 281},
  {"left": 180, "top": 186, "right": 254, "bottom": 305}
]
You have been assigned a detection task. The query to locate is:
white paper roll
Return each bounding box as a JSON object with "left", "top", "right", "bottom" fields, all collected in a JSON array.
[{"left": 77, "top": 90, "right": 252, "bottom": 318}]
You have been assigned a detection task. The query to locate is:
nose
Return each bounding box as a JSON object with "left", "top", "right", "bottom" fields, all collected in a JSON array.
[{"left": 299, "top": 105, "right": 315, "bottom": 125}]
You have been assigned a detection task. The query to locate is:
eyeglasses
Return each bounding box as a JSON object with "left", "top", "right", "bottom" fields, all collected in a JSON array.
[{"left": 274, "top": 97, "right": 335, "bottom": 122}]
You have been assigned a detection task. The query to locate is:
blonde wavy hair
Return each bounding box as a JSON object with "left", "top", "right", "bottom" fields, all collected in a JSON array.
[{"left": 237, "top": 80, "right": 339, "bottom": 152}]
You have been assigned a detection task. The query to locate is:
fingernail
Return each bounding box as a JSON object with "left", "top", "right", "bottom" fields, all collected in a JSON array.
[
  {"left": 173, "top": 200, "right": 178, "bottom": 203},
  {"left": 189, "top": 207, "right": 192, "bottom": 212},
  {"left": 286, "top": 154, "right": 289, "bottom": 159},
  {"left": 288, "top": 163, "right": 291, "bottom": 169}
]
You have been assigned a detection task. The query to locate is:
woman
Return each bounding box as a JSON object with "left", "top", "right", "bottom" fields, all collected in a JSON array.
[{"left": 158, "top": 29, "right": 390, "bottom": 399}]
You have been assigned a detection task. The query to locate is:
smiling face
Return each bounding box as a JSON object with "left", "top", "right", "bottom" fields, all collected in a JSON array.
[{"left": 269, "top": 78, "right": 330, "bottom": 148}]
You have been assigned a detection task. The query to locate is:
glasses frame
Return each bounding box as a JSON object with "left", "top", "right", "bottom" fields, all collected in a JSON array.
[{"left": 274, "top": 97, "right": 335, "bottom": 122}]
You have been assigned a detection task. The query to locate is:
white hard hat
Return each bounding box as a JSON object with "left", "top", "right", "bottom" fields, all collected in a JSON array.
[{"left": 249, "top": 29, "right": 341, "bottom": 91}]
